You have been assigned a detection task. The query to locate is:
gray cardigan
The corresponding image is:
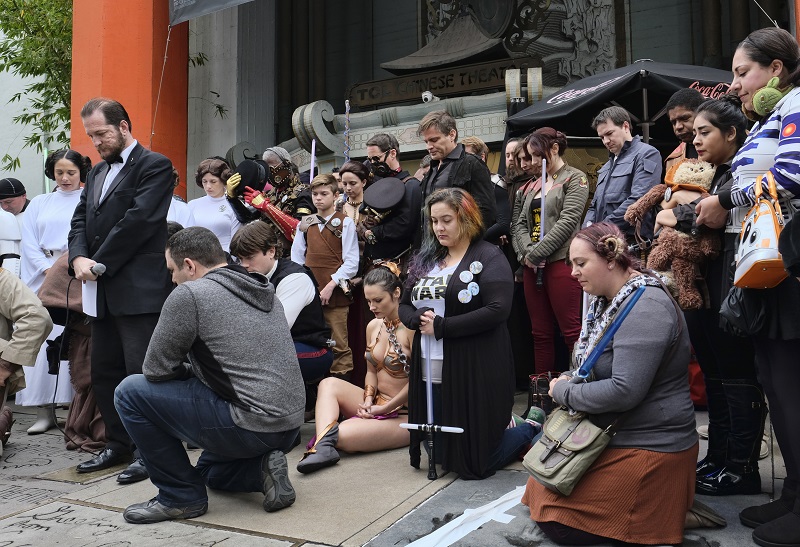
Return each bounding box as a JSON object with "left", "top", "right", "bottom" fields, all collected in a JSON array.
[{"left": 552, "top": 286, "right": 697, "bottom": 452}]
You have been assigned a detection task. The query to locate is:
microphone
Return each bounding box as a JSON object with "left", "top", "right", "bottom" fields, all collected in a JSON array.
[{"left": 90, "top": 263, "right": 107, "bottom": 276}]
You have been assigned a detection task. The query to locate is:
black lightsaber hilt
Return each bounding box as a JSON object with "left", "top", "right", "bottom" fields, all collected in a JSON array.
[{"left": 427, "top": 433, "right": 437, "bottom": 480}]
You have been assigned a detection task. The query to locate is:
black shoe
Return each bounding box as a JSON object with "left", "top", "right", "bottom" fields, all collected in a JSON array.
[
  {"left": 741, "top": 498, "right": 793, "bottom": 528},
  {"left": 117, "top": 458, "right": 149, "bottom": 484},
  {"left": 752, "top": 506, "right": 800, "bottom": 547},
  {"left": 696, "top": 467, "right": 761, "bottom": 496},
  {"left": 261, "top": 450, "right": 295, "bottom": 512},
  {"left": 697, "top": 457, "right": 723, "bottom": 478},
  {"left": 123, "top": 497, "right": 207, "bottom": 524},
  {"left": 76, "top": 448, "right": 132, "bottom": 473}
]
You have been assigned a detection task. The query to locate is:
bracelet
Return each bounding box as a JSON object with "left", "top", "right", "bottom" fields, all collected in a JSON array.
[{"left": 363, "top": 385, "right": 376, "bottom": 399}]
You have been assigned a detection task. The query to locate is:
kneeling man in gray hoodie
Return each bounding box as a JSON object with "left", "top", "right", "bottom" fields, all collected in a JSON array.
[{"left": 115, "top": 226, "right": 304, "bottom": 524}]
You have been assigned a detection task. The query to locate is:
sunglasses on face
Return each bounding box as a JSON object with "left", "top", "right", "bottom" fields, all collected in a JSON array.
[{"left": 367, "top": 150, "right": 392, "bottom": 164}]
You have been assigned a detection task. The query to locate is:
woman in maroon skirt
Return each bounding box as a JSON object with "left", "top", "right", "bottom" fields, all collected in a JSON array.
[{"left": 522, "top": 222, "right": 698, "bottom": 545}]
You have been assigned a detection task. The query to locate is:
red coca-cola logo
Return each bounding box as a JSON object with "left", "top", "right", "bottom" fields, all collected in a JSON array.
[{"left": 689, "top": 81, "right": 731, "bottom": 98}]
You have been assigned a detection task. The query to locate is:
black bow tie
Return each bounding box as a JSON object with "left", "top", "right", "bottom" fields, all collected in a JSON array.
[{"left": 106, "top": 154, "right": 123, "bottom": 165}]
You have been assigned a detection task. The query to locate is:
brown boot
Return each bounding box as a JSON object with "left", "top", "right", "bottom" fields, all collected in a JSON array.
[{"left": 0, "top": 406, "right": 14, "bottom": 456}]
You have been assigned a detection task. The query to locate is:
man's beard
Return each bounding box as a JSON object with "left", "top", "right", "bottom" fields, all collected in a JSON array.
[
  {"left": 505, "top": 164, "right": 522, "bottom": 180},
  {"left": 101, "top": 131, "right": 126, "bottom": 160}
]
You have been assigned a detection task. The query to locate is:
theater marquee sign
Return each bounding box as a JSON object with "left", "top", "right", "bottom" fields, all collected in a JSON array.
[{"left": 347, "top": 57, "right": 539, "bottom": 108}]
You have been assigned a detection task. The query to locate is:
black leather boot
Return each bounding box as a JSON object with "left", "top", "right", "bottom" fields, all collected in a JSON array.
[
  {"left": 697, "top": 377, "right": 728, "bottom": 478},
  {"left": 741, "top": 479, "right": 798, "bottom": 528},
  {"left": 696, "top": 379, "right": 766, "bottom": 496}
]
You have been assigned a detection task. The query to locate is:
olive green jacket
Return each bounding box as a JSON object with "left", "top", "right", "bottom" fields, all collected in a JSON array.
[{"left": 511, "top": 163, "right": 589, "bottom": 265}]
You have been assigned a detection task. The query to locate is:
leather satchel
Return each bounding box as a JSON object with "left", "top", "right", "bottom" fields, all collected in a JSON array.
[
  {"left": 734, "top": 171, "right": 789, "bottom": 288},
  {"left": 523, "top": 406, "right": 617, "bottom": 496}
]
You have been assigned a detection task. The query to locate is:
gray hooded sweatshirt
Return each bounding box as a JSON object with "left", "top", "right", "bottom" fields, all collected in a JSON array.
[{"left": 142, "top": 266, "right": 305, "bottom": 433}]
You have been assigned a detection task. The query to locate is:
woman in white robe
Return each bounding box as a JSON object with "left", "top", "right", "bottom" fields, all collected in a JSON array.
[{"left": 16, "top": 150, "right": 90, "bottom": 433}]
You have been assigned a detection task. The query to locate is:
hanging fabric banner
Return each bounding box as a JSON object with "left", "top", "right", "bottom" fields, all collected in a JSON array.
[{"left": 169, "top": 0, "right": 255, "bottom": 26}]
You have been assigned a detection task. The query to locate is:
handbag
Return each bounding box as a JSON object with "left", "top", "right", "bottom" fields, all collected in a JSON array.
[
  {"left": 734, "top": 172, "right": 789, "bottom": 288},
  {"left": 523, "top": 406, "right": 617, "bottom": 496},
  {"left": 527, "top": 371, "right": 560, "bottom": 416},
  {"left": 718, "top": 285, "right": 766, "bottom": 336},
  {"left": 522, "top": 286, "right": 646, "bottom": 496}
]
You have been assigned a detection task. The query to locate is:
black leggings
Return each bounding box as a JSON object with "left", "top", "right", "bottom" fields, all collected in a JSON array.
[
  {"left": 755, "top": 336, "right": 800, "bottom": 487},
  {"left": 686, "top": 243, "right": 756, "bottom": 380}
]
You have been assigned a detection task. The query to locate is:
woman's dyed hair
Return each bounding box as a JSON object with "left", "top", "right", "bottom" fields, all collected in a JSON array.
[
  {"left": 407, "top": 188, "right": 483, "bottom": 284},
  {"left": 525, "top": 127, "right": 568, "bottom": 163}
]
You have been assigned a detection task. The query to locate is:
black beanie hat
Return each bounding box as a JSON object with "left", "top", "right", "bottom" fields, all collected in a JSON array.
[{"left": 0, "top": 178, "right": 26, "bottom": 198}]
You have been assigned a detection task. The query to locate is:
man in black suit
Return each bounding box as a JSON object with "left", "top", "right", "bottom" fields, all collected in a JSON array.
[{"left": 68, "top": 98, "right": 173, "bottom": 483}]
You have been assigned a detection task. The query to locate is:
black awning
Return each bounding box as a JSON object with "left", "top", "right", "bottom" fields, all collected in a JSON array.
[{"left": 506, "top": 60, "right": 732, "bottom": 144}]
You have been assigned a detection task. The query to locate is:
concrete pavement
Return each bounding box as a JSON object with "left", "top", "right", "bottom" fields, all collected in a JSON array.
[{"left": 0, "top": 397, "right": 783, "bottom": 546}]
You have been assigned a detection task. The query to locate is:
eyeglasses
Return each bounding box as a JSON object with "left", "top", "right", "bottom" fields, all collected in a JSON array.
[{"left": 367, "top": 150, "right": 391, "bottom": 164}]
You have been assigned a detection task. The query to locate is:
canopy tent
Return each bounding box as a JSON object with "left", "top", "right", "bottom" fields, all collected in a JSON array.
[
  {"left": 169, "top": 0, "right": 255, "bottom": 26},
  {"left": 505, "top": 60, "right": 732, "bottom": 145}
]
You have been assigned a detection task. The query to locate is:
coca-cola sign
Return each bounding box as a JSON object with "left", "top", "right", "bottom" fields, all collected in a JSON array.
[
  {"left": 546, "top": 75, "right": 628, "bottom": 105},
  {"left": 689, "top": 81, "right": 731, "bottom": 98}
]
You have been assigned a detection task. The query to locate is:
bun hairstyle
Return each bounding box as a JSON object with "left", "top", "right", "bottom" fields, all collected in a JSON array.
[
  {"left": 525, "top": 127, "right": 568, "bottom": 162},
  {"left": 694, "top": 94, "right": 748, "bottom": 148},
  {"left": 572, "top": 221, "right": 641, "bottom": 270},
  {"left": 45, "top": 149, "right": 92, "bottom": 182},
  {"left": 363, "top": 261, "right": 403, "bottom": 297},
  {"left": 195, "top": 158, "right": 231, "bottom": 188}
]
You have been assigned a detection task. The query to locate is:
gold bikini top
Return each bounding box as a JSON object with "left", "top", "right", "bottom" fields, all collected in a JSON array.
[{"left": 364, "top": 318, "right": 408, "bottom": 378}]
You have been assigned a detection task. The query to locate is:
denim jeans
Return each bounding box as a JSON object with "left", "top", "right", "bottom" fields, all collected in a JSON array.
[
  {"left": 426, "top": 383, "right": 541, "bottom": 473},
  {"left": 488, "top": 423, "right": 541, "bottom": 472},
  {"left": 295, "top": 341, "right": 333, "bottom": 383},
  {"left": 114, "top": 375, "right": 299, "bottom": 508}
]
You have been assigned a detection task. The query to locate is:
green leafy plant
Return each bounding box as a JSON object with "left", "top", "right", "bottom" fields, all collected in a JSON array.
[{"left": 0, "top": 0, "right": 72, "bottom": 171}]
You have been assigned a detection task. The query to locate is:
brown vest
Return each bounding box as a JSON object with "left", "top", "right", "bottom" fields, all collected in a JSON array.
[{"left": 305, "top": 211, "right": 350, "bottom": 307}]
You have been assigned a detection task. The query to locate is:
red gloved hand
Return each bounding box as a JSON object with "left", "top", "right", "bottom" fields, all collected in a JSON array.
[{"left": 244, "top": 186, "right": 269, "bottom": 209}]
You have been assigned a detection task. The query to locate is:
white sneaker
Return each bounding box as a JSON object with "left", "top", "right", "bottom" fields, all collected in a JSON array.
[{"left": 760, "top": 435, "right": 770, "bottom": 460}]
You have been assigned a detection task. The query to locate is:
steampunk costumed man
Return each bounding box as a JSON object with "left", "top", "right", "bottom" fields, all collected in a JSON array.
[{"left": 226, "top": 148, "right": 315, "bottom": 254}]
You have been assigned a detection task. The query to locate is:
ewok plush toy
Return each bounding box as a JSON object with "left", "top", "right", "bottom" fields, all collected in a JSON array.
[{"left": 624, "top": 159, "right": 720, "bottom": 310}]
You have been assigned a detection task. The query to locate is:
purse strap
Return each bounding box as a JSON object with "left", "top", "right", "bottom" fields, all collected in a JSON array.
[
  {"left": 755, "top": 171, "right": 785, "bottom": 224},
  {"left": 754, "top": 171, "right": 777, "bottom": 201}
]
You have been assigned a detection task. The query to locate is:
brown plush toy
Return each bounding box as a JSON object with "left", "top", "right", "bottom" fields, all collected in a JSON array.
[{"left": 624, "top": 159, "right": 720, "bottom": 310}]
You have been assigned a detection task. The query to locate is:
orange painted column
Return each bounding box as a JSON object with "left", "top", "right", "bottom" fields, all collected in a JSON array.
[
  {"left": 70, "top": 0, "right": 189, "bottom": 198},
  {"left": 796, "top": 0, "right": 800, "bottom": 45}
]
